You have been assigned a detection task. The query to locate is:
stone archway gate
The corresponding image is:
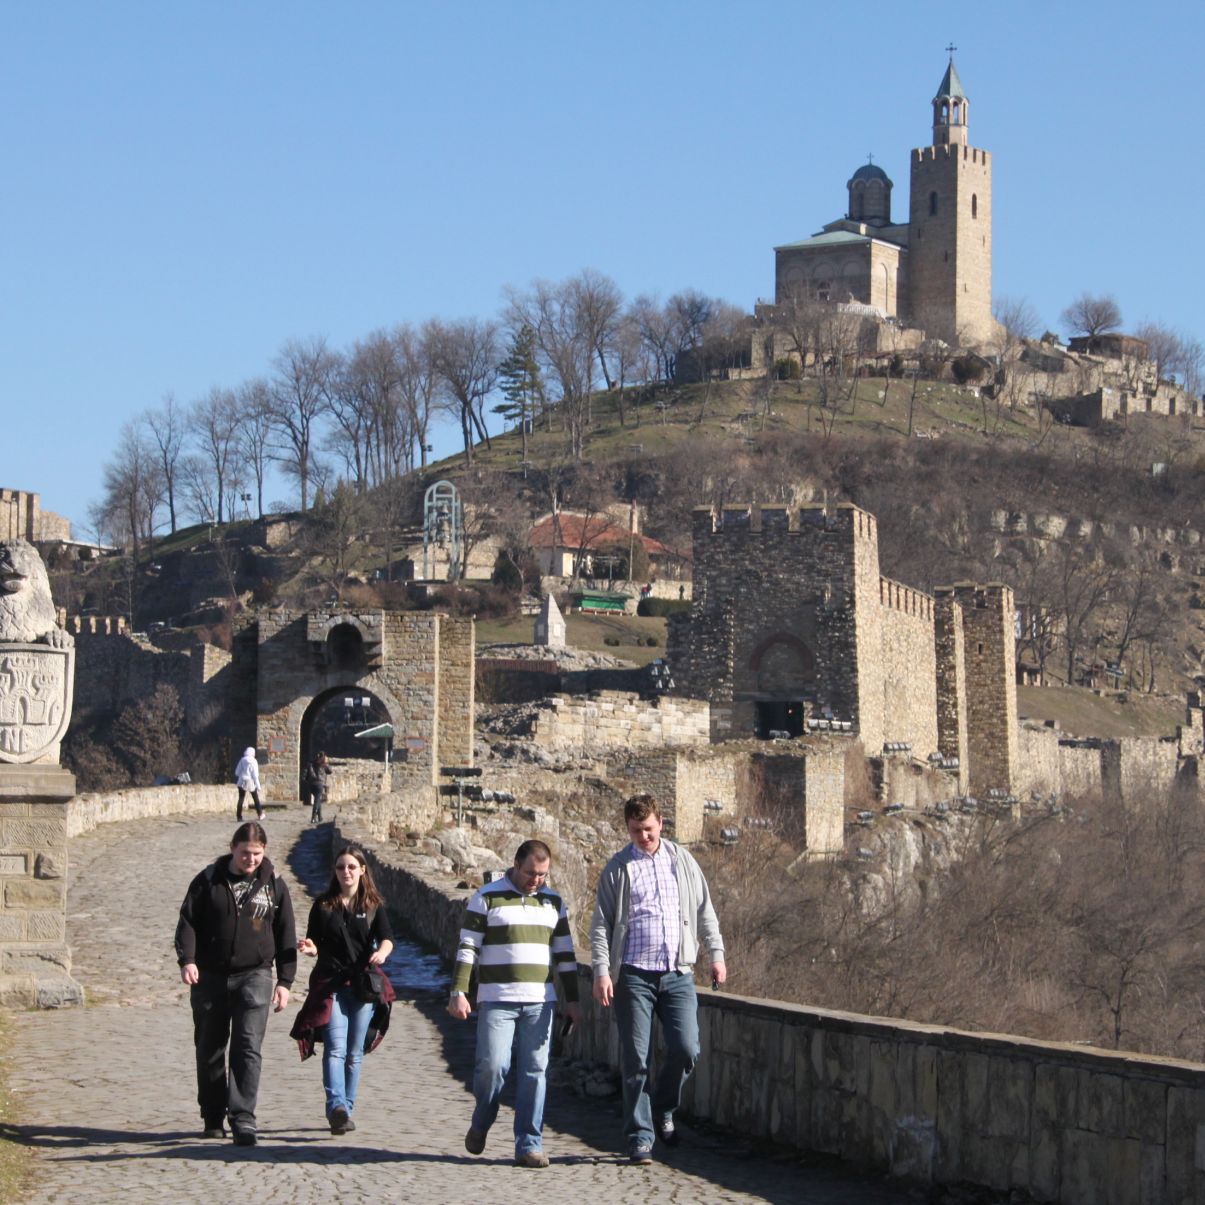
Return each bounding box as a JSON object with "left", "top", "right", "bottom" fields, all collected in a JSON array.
[{"left": 243, "top": 608, "right": 475, "bottom": 800}]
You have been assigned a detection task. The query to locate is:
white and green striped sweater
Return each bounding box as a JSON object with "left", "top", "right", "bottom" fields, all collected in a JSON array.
[{"left": 452, "top": 876, "right": 579, "bottom": 1004}]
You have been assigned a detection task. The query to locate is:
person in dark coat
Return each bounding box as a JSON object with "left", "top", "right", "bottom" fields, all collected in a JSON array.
[
  {"left": 303, "top": 752, "right": 331, "bottom": 824},
  {"left": 175, "top": 821, "right": 297, "bottom": 1146},
  {"left": 291, "top": 845, "right": 395, "bottom": 1134}
]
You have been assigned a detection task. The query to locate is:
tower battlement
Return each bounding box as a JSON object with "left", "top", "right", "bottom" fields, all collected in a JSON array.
[
  {"left": 913, "top": 145, "right": 990, "bottom": 166},
  {"left": 691, "top": 502, "right": 877, "bottom": 542}
]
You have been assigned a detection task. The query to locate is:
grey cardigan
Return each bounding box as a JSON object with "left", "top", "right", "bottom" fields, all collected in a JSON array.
[{"left": 590, "top": 838, "right": 725, "bottom": 980}]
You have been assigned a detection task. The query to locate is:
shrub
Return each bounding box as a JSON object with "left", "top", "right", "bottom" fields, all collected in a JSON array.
[
  {"left": 774, "top": 357, "right": 801, "bottom": 381},
  {"left": 951, "top": 354, "right": 988, "bottom": 385},
  {"left": 603, "top": 636, "right": 620, "bottom": 647},
  {"left": 637, "top": 597, "right": 691, "bottom": 618},
  {"left": 645, "top": 635, "right": 659, "bottom": 647}
]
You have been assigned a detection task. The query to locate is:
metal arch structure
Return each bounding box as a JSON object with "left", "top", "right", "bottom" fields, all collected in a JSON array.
[{"left": 422, "top": 479, "right": 462, "bottom": 581}]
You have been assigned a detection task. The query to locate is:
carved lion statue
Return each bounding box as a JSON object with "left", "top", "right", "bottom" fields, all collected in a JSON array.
[{"left": 0, "top": 539, "right": 72, "bottom": 648}]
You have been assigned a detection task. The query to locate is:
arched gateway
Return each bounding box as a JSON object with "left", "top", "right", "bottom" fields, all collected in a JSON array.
[{"left": 240, "top": 608, "right": 475, "bottom": 800}]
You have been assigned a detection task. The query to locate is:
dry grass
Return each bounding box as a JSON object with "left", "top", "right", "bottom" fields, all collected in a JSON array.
[
  {"left": 475, "top": 612, "right": 668, "bottom": 665},
  {"left": 0, "top": 1010, "right": 33, "bottom": 1203}
]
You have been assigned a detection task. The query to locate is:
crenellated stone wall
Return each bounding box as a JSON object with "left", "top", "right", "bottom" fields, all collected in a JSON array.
[{"left": 676, "top": 503, "right": 1016, "bottom": 794}]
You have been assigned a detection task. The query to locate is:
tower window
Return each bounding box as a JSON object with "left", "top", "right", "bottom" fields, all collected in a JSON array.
[
  {"left": 972, "top": 193, "right": 978, "bottom": 218},
  {"left": 952, "top": 101, "right": 960, "bottom": 122},
  {"left": 929, "top": 191, "right": 938, "bottom": 216},
  {"left": 941, "top": 102, "right": 949, "bottom": 121}
]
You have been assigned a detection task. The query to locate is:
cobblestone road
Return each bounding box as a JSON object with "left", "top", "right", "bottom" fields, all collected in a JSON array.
[{"left": 7, "top": 808, "right": 914, "bottom": 1204}]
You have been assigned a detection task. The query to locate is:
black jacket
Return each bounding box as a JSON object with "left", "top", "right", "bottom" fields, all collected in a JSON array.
[
  {"left": 175, "top": 854, "right": 297, "bottom": 986},
  {"left": 305, "top": 898, "right": 393, "bottom": 977}
]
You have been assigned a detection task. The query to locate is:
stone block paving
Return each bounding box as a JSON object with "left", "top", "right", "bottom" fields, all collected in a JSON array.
[{"left": 7, "top": 806, "right": 912, "bottom": 1204}]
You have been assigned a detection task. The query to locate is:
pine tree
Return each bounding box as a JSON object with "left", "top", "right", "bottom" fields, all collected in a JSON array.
[{"left": 494, "top": 324, "right": 544, "bottom": 466}]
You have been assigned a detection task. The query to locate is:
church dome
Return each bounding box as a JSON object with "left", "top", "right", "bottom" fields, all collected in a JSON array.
[
  {"left": 847, "top": 159, "right": 892, "bottom": 224},
  {"left": 849, "top": 162, "right": 891, "bottom": 185}
]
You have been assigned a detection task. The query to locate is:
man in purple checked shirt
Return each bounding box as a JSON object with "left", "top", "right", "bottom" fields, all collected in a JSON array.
[{"left": 589, "top": 793, "right": 726, "bottom": 1165}]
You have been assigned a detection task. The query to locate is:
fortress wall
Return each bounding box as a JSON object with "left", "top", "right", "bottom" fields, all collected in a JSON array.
[
  {"left": 71, "top": 631, "right": 191, "bottom": 721},
  {"left": 688, "top": 504, "right": 873, "bottom": 738},
  {"left": 1113, "top": 738, "right": 1180, "bottom": 802},
  {"left": 877, "top": 584, "right": 939, "bottom": 756},
  {"left": 437, "top": 616, "right": 476, "bottom": 768},
  {"left": 1016, "top": 726, "right": 1062, "bottom": 797},
  {"left": 934, "top": 594, "right": 969, "bottom": 790},
  {"left": 529, "top": 691, "right": 710, "bottom": 755}
]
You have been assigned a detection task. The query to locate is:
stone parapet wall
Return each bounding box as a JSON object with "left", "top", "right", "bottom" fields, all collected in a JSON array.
[
  {"left": 66, "top": 783, "right": 235, "bottom": 838},
  {"left": 530, "top": 691, "right": 710, "bottom": 755}
]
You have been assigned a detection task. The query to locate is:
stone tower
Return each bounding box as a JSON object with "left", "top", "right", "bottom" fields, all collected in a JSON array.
[{"left": 907, "top": 55, "right": 994, "bottom": 346}]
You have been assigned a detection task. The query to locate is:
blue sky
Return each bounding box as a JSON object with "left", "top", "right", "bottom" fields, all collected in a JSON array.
[{"left": 4, "top": 0, "right": 1203, "bottom": 533}]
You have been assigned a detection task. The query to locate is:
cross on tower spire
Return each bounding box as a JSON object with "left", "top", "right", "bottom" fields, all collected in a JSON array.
[{"left": 945, "top": 42, "right": 957, "bottom": 58}]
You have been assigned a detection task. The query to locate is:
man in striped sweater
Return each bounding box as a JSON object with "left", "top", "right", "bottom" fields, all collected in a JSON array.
[{"left": 448, "top": 838, "right": 581, "bottom": 1168}]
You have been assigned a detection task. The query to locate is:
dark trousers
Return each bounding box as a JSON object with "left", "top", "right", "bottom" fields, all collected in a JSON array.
[
  {"left": 236, "top": 788, "right": 262, "bottom": 819},
  {"left": 190, "top": 967, "right": 273, "bottom": 1130}
]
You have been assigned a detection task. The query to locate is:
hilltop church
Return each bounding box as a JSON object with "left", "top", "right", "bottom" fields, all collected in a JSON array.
[{"left": 763, "top": 54, "right": 995, "bottom": 350}]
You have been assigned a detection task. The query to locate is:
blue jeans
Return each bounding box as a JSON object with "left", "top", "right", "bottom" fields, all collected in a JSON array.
[
  {"left": 615, "top": 967, "right": 700, "bottom": 1148},
  {"left": 471, "top": 1000, "right": 554, "bottom": 1156},
  {"left": 323, "top": 986, "right": 374, "bottom": 1116}
]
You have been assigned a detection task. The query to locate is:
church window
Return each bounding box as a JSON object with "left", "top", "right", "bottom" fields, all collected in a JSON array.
[
  {"left": 929, "top": 191, "right": 938, "bottom": 216},
  {"left": 952, "top": 101, "right": 960, "bottom": 122},
  {"left": 972, "top": 193, "right": 978, "bottom": 218},
  {"left": 816, "top": 280, "right": 831, "bottom": 302}
]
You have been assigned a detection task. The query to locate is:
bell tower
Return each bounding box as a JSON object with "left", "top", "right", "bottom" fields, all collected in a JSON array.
[{"left": 907, "top": 50, "right": 994, "bottom": 346}]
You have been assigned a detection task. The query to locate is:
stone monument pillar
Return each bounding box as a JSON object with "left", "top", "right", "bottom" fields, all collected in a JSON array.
[
  {"left": 0, "top": 539, "right": 83, "bottom": 1006},
  {"left": 534, "top": 593, "right": 566, "bottom": 649}
]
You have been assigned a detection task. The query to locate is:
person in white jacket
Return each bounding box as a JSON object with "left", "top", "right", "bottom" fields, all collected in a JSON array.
[{"left": 234, "top": 747, "right": 263, "bottom": 821}]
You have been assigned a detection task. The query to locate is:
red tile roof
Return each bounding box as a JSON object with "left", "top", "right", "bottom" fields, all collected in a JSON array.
[{"left": 529, "top": 513, "right": 676, "bottom": 557}]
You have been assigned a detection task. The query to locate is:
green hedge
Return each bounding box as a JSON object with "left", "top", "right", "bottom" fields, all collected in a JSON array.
[{"left": 637, "top": 597, "right": 692, "bottom": 618}]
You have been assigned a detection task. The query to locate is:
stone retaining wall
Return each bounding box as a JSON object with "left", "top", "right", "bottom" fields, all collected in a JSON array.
[{"left": 529, "top": 691, "right": 710, "bottom": 754}]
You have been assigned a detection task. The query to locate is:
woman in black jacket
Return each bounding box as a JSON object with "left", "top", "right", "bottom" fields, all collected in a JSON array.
[{"left": 294, "top": 846, "right": 394, "bottom": 1134}]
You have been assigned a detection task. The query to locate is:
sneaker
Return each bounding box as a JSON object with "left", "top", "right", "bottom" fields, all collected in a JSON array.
[
  {"left": 629, "top": 1143, "right": 654, "bottom": 1165},
  {"left": 655, "top": 1116, "right": 680, "bottom": 1147},
  {"left": 329, "top": 1106, "right": 350, "bottom": 1134},
  {"left": 343, "top": 1118, "right": 356, "bottom": 1132},
  {"left": 232, "top": 1128, "right": 257, "bottom": 1147},
  {"left": 515, "top": 1150, "right": 549, "bottom": 1168},
  {"left": 464, "top": 1126, "right": 487, "bottom": 1155},
  {"left": 201, "top": 1125, "right": 225, "bottom": 1139}
]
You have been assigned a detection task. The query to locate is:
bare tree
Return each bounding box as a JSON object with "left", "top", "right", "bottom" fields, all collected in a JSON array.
[
  {"left": 143, "top": 394, "right": 186, "bottom": 533},
  {"left": 1061, "top": 293, "right": 1122, "bottom": 339},
  {"left": 424, "top": 318, "right": 498, "bottom": 464},
  {"left": 268, "top": 336, "right": 334, "bottom": 510},
  {"left": 396, "top": 324, "right": 438, "bottom": 472},
  {"left": 507, "top": 279, "right": 596, "bottom": 460},
  {"left": 1133, "top": 321, "right": 1181, "bottom": 382},
  {"left": 236, "top": 378, "right": 273, "bottom": 518},
  {"left": 630, "top": 293, "right": 677, "bottom": 384},
  {"left": 190, "top": 387, "right": 241, "bottom": 524}
]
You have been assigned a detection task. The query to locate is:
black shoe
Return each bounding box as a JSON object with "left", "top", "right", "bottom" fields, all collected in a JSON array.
[
  {"left": 465, "top": 1126, "right": 487, "bottom": 1155},
  {"left": 655, "top": 1116, "right": 680, "bottom": 1147},
  {"left": 629, "top": 1143, "right": 653, "bottom": 1165},
  {"left": 201, "top": 1125, "right": 225, "bottom": 1139},
  {"left": 344, "top": 1117, "right": 355, "bottom": 1132},
  {"left": 329, "top": 1106, "right": 350, "bottom": 1134},
  {"left": 232, "top": 1128, "right": 257, "bottom": 1147}
]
